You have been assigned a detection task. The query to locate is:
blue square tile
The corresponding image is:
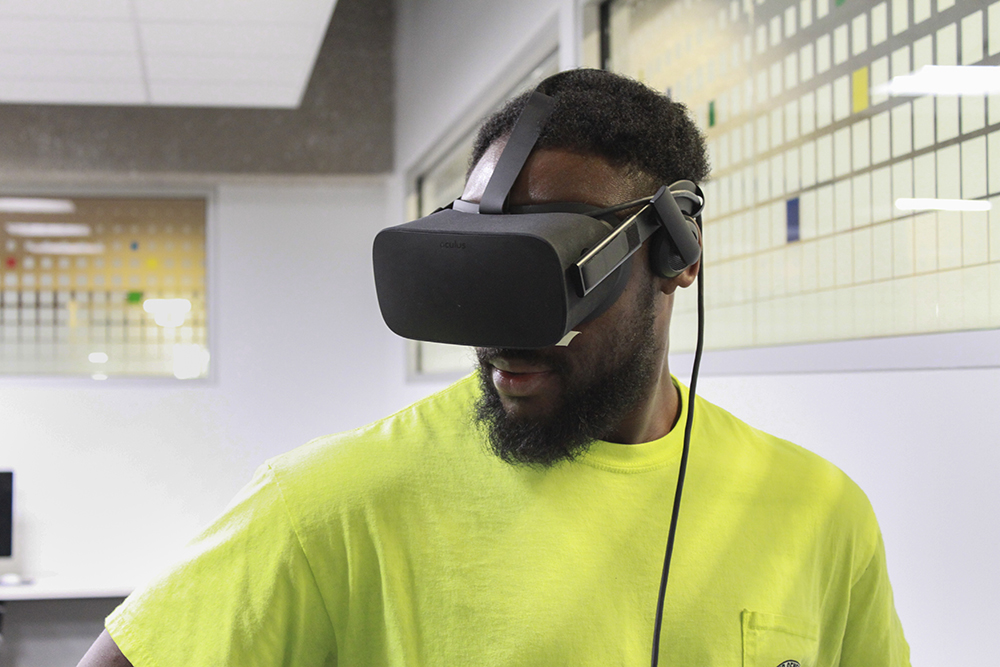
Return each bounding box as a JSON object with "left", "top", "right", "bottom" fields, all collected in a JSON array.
[{"left": 786, "top": 197, "right": 800, "bottom": 242}]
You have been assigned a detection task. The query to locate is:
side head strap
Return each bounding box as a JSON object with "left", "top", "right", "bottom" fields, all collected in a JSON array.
[
  {"left": 574, "top": 182, "right": 705, "bottom": 296},
  {"left": 479, "top": 91, "right": 556, "bottom": 214},
  {"left": 574, "top": 194, "right": 662, "bottom": 296}
]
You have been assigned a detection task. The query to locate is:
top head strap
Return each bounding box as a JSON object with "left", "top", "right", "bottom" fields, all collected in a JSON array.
[{"left": 478, "top": 91, "right": 556, "bottom": 214}]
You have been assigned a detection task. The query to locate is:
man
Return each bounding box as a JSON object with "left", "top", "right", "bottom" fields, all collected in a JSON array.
[{"left": 80, "top": 69, "right": 910, "bottom": 666}]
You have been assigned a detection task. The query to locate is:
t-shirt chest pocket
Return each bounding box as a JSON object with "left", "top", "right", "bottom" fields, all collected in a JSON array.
[{"left": 741, "top": 610, "right": 820, "bottom": 667}]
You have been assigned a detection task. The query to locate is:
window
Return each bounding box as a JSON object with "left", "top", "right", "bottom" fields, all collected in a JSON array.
[{"left": 0, "top": 195, "right": 209, "bottom": 379}]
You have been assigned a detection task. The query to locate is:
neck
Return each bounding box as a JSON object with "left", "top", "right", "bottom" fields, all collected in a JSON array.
[{"left": 604, "top": 357, "right": 679, "bottom": 445}]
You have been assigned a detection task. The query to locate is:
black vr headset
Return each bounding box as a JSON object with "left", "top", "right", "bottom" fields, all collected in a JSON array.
[{"left": 373, "top": 90, "right": 705, "bottom": 349}]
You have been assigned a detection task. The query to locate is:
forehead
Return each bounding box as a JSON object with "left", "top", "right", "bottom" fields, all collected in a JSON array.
[{"left": 463, "top": 146, "right": 635, "bottom": 208}]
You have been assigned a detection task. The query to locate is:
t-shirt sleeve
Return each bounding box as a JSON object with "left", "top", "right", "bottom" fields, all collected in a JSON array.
[
  {"left": 105, "top": 464, "right": 336, "bottom": 667},
  {"left": 839, "top": 531, "right": 911, "bottom": 667}
]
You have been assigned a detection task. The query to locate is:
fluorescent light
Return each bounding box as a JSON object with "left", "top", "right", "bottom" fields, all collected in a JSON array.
[
  {"left": 895, "top": 198, "right": 992, "bottom": 212},
  {"left": 91, "top": 373, "right": 108, "bottom": 381},
  {"left": 0, "top": 197, "right": 75, "bottom": 214},
  {"left": 25, "top": 241, "right": 105, "bottom": 255},
  {"left": 172, "top": 344, "right": 209, "bottom": 380},
  {"left": 5, "top": 222, "right": 92, "bottom": 237},
  {"left": 874, "top": 65, "right": 1000, "bottom": 96},
  {"left": 143, "top": 298, "right": 192, "bottom": 327},
  {"left": 88, "top": 352, "right": 109, "bottom": 364}
]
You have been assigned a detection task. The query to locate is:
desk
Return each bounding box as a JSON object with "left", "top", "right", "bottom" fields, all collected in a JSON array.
[
  {"left": 0, "top": 576, "right": 132, "bottom": 601},
  {"left": 0, "top": 580, "right": 127, "bottom": 665}
]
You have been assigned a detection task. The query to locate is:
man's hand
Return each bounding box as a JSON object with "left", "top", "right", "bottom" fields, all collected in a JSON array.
[{"left": 77, "top": 630, "right": 134, "bottom": 667}]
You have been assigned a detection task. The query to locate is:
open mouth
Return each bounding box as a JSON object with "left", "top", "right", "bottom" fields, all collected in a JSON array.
[
  {"left": 489, "top": 357, "right": 552, "bottom": 374},
  {"left": 488, "top": 357, "right": 558, "bottom": 397}
]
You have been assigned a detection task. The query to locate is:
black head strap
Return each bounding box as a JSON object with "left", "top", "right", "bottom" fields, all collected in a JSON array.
[{"left": 479, "top": 91, "right": 556, "bottom": 214}]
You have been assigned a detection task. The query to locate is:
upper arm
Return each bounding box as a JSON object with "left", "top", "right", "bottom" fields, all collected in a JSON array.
[
  {"left": 101, "top": 465, "right": 337, "bottom": 666},
  {"left": 77, "top": 630, "right": 135, "bottom": 667},
  {"left": 839, "top": 533, "right": 911, "bottom": 666}
]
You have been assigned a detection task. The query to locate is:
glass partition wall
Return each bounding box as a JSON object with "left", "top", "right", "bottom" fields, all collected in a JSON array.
[
  {"left": 0, "top": 195, "right": 209, "bottom": 379},
  {"left": 600, "top": 0, "right": 999, "bottom": 353}
]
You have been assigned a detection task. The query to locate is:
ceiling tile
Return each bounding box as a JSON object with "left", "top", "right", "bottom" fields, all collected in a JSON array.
[
  {"left": 145, "top": 54, "right": 305, "bottom": 85},
  {"left": 0, "top": 79, "right": 146, "bottom": 105},
  {"left": 139, "top": 22, "right": 321, "bottom": 58},
  {"left": 0, "top": 0, "right": 338, "bottom": 108},
  {"left": 0, "top": 0, "right": 130, "bottom": 20},
  {"left": 0, "top": 19, "right": 136, "bottom": 52},
  {"left": 149, "top": 81, "right": 301, "bottom": 108},
  {"left": 0, "top": 53, "right": 142, "bottom": 81},
  {"left": 134, "top": 0, "right": 335, "bottom": 24}
]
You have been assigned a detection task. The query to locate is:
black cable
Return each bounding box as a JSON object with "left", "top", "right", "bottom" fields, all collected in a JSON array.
[
  {"left": 650, "top": 251, "right": 705, "bottom": 667},
  {"left": 586, "top": 196, "right": 653, "bottom": 218},
  {"left": 599, "top": 0, "right": 612, "bottom": 71}
]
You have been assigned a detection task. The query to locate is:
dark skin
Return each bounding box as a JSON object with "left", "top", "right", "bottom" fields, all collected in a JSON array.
[
  {"left": 77, "top": 630, "right": 133, "bottom": 667},
  {"left": 76, "top": 145, "right": 700, "bottom": 667},
  {"left": 466, "top": 143, "right": 700, "bottom": 444}
]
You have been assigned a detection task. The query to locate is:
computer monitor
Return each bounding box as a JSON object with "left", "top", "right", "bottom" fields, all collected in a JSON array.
[{"left": 0, "top": 471, "right": 11, "bottom": 557}]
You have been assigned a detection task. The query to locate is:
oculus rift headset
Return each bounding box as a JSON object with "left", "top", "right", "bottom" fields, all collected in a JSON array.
[{"left": 373, "top": 90, "right": 705, "bottom": 349}]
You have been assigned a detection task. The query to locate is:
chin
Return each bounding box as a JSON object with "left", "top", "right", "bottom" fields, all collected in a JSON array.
[{"left": 498, "top": 392, "right": 559, "bottom": 421}]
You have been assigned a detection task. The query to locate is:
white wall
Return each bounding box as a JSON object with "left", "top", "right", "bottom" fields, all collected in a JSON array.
[
  {"left": 395, "top": 0, "right": 569, "bottom": 172},
  {"left": 0, "top": 177, "right": 398, "bottom": 588},
  {"left": 394, "top": 1, "right": 999, "bottom": 664}
]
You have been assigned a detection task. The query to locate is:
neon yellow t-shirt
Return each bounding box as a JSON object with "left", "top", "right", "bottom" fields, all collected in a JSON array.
[{"left": 107, "top": 376, "right": 909, "bottom": 666}]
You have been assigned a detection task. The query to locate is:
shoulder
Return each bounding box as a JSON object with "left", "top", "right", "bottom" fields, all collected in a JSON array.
[
  {"left": 282, "top": 374, "right": 479, "bottom": 459},
  {"left": 262, "top": 375, "right": 483, "bottom": 509},
  {"left": 693, "top": 393, "right": 879, "bottom": 545},
  {"left": 696, "top": 394, "right": 867, "bottom": 495}
]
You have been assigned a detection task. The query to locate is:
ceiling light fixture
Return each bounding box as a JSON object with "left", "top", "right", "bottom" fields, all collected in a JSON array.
[
  {"left": 24, "top": 241, "right": 105, "bottom": 255},
  {"left": 874, "top": 65, "right": 1000, "bottom": 96},
  {"left": 5, "top": 222, "right": 92, "bottom": 237},
  {"left": 143, "top": 298, "right": 192, "bottom": 327},
  {"left": 0, "top": 198, "right": 76, "bottom": 214},
  {"left": 895, "top": 198, "right": 992, "bottom": 212}
]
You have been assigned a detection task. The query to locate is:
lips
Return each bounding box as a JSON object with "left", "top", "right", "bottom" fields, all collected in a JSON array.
[
  {"left": 488, "top": 356, "right": 557, "bottom": 398},
  {"left": 490, "top": 357, "right": 552, "bottom": 374}
]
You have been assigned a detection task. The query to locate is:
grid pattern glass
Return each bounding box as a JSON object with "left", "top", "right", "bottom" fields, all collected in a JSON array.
[
  {"left": 605, "top": 0, "right": 1000, "bottom": 353},
  {"left": 0, "top": 196, "right": 209, "bottom": 378}
]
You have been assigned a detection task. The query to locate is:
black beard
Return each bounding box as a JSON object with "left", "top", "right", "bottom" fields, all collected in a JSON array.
[{"left": 472, "top": 285, "right": 660, "bottom": 468}]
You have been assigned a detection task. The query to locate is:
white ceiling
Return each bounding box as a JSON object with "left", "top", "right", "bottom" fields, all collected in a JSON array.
[{"left": 0, "top": 0, "right": 338, "bottom": 108}]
